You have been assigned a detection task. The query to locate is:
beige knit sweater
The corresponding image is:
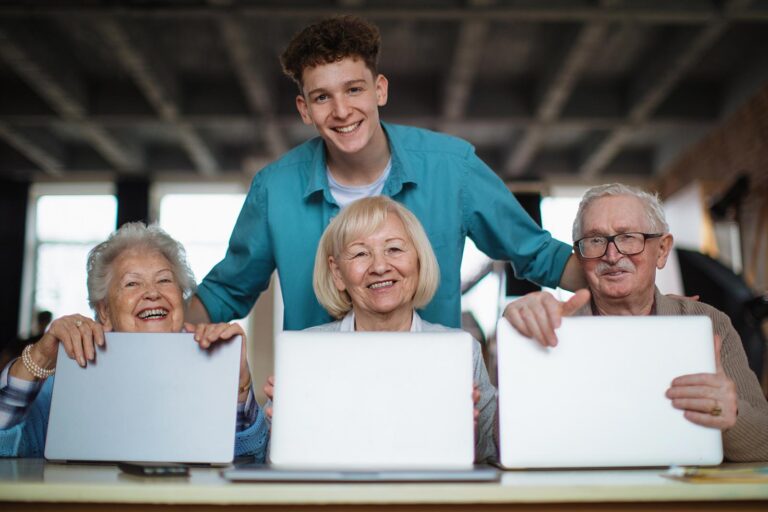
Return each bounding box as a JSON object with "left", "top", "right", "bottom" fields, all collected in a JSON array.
[{"left": 574, "top": 288, "right": 768, "bottom": 462}]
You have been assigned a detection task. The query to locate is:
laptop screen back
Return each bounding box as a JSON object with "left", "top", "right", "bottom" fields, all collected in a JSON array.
[
  {"left": 496, "top": 315, "right": 723, "bottom": 468},
  {"left": 269, "top": 331, "right": 475, "bottom": 469},
  {"left": 45, "top": 332, "right": 241, "bottom": 464}
]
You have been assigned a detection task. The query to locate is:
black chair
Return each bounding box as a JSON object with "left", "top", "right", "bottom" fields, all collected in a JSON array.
[{"left": 676, "top": 248, "right": 767, "bottom": 379}]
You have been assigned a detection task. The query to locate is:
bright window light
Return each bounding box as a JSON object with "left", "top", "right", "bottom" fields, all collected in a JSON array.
[
  {"left": 158, "top": 194, "right": 246, "bottom": 287},
  {"left": 461, "top": 237, "right": 493, "bottom": 286},
  {"left": 158, "top": 192, "right": 250, "bottom": 335},
  {"left": 34, "top": 195, "right": 117, "bottom": 319},
  {"left": 541, "top": 195, "right": 582, "bottom": 301}
]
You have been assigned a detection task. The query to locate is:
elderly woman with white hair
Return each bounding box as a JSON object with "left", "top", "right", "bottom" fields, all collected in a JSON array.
[
  {"left": 0, "top": 222, "right": 268, "bottom": 460},
  {"left": 265, "top": 196, "right": 497, "bottom": 462}
]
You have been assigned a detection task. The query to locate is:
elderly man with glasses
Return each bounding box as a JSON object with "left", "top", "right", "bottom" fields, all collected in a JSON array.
[{"left": 504, "top": 183, "right": 768, "bottom": 462}]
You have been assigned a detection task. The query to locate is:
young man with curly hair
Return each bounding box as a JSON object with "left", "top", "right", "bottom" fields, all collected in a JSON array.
[{"left": 188, "top": 16, "right": 586, "bottom": 331}]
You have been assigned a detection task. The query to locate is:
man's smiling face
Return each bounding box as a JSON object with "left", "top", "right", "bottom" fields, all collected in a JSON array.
[{"left": 295, "top": 57, "right": 388, "bottom": 161}]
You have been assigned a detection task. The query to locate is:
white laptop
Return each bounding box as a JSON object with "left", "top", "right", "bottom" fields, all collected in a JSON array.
[
  {"left": 225, "top": 330, "right": 498, "bottom": 482},
  {"left": 496, "top": 315, "right": 723, "bottom": 469},
  {"left": 45, "top": 332, "right": 241, "bottom": 465}
]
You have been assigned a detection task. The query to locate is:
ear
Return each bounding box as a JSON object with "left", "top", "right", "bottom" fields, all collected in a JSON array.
[
  {"left": 96, "top": 301, "right": 113, "bottom": 331},
  {"left": 375, "top": 74, "right": 389, "bottom": 107},
  {"left": 295, "top": 94, "right": 313, "bottom": 125},
  {"left": 655, "top": 233, "right": 674, "bottom": 269},
  {"left": 329, "top": 256, "right": 347, "bottom": 292}
]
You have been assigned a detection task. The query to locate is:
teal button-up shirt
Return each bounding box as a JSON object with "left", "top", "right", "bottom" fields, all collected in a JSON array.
[{"left": 197, "top": 123, "right": 572, "bottom": 330}]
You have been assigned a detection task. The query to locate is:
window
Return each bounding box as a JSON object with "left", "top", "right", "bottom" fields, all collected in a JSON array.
[
  {"left": 540, "top": 188, "right": 585, "bottom": 301},
  {"left": 460, "top": 238, "right": 499, "bottom": 338},
  {"left": 21, "top": 184, "right": 117, "bottom": 335},
  {"left": 153, "top": 183, "right": 250, "bottom": 331},
  {"left": 157, "top": 193, "right": 246, "bottom": 286}
]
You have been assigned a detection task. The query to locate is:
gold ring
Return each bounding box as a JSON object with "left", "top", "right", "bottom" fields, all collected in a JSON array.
[
  {"left": 75, "top": 319, "right": 83, "bottom": 328},
  {"left": 710, "top": 404, "right": 722, "bottom": 417}
]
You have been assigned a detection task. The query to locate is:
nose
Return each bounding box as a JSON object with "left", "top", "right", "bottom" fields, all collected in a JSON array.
[
  {"left": 332, "top": 97, "right": 350, "bottom": 119},
  {"left": 143, "top": 284, "right": 160, "bottom": 299},
  {"left": 370, "top": 249, "right": 391, "bottom": 274},
  {"left": 602, "top": 239, "right": 623, "bottom": 263}
]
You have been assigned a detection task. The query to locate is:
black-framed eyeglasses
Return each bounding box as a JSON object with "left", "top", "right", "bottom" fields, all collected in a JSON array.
[{"left": 573, "top": 232, "right": 664, "bottom": 259}]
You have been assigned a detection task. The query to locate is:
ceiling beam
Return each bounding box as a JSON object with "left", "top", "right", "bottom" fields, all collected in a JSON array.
[
  {"left": 0, "top": 115, "right": 719, "bottom": 134},
  {"left": 0, "top": 23, "right": 141, "bottom": 172},
  {"left": 441, "top": 20, "right": 488, "bottom": 123},
  {"left": 578, "top": 0, "right": 752, "bottom": 179},
  {"left": 218, "top": 15, "right": 288, "bottom": 158},
  {"left": 0, "top": 121, "right": 64, "bottom": 176},
  {"left": 2, "top": 5, "right": 767, "bottom": 24},
  {"left": 504, "top": 22, "right": 609, "bottom": 178},
  {"left": 95, "top": 17, "right": 219, "bottom": 177}
]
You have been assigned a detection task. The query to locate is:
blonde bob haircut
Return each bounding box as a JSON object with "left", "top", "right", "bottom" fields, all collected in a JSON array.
[{"left": 313, "top": 196, "right": 440, "bottom": 319}]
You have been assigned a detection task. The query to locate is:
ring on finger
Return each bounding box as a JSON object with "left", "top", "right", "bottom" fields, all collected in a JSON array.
[
  {"left": 710, "top": 403, "right": 723, "bottom": 417},
  {"left": 75, "top": 319, "right": 83, "bottom": 328}
]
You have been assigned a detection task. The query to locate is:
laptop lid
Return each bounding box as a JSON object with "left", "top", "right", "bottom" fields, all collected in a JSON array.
[
  {"left": 496, "top": 315, "right": 723, "bottom": 469},
  {"left": 45, "top": 332, "right": 241, "bottom": 464},
  {"left": 269, "top": 331, "right": 475, "bottom": 470}
]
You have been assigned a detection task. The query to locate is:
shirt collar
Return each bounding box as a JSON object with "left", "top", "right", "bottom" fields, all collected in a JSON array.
[
  {"left": 589, "top": 294, "right": 658, "bottom": 316},
  {"left": 339, "top": 309, "right": 421, "bottom": 332},
  {"left": 302, "top": 122, "right": 419, "bottom": 201},
  {"left": 302, "top": 139, "right": 331, "bottom": 200}
]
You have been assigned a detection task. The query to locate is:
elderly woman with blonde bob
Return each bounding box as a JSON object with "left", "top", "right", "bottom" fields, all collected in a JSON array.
[
  {"left": 307, "top": 196, "right": 496, "bottom": 462},
  {"left": 0, "top": 222, "right": 268, "bottom": 460}
]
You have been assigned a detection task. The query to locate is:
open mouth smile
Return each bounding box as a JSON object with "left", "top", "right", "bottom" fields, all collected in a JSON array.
[
  {"left": 137, "top": 308, "right": 169, "bottom": 320},
  {"left": 368, "top": 280, "right": 394, "bottom": 290},
  {"left": 333, "top": 121, "right": 362, "bottom": 134}
]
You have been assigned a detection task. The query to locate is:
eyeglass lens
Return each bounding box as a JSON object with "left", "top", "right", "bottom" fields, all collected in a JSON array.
[{"left": 579, "top": 233, "right": 646, "bottom": 258}]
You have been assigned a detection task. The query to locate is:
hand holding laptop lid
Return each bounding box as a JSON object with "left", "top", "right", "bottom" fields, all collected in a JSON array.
[
  {"left": 501, "top": 183, "right": 768, "bottom": 462},
  {"left": 0, "top": 222, "right": 267, "bottom": 461}
]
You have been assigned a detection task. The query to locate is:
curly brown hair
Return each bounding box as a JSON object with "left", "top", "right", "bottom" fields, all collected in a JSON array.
[{"left": 280, "top": 16, "right": 381, "bottom": 90}]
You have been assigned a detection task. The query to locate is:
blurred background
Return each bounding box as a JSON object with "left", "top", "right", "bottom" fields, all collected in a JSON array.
[{"left": 1, "top": 0, "right": 766, "bottom": 400}]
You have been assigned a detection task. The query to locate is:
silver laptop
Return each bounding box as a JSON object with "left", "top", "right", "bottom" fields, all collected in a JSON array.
[
  {"left": 45, "top": 332, "right": 241, "bottom": 465},
  {"left": 225, "top": 330, "right": 498, "bottom": 482},
  {"left": 496, "top": 315, "right": 723, "bottom": 469}
]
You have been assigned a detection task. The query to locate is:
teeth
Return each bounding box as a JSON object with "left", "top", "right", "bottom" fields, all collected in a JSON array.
[
  {"left": 335, "top": 121, "right": 360, "bottom": 133},
  {"left": 138, "top": 308, "right": 168, "bottom": 319},
  {"left": 369, "top": 281, "right": 394, "bottom": 289}
]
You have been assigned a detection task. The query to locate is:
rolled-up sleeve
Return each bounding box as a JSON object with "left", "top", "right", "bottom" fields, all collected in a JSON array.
[{"left": 461, "top": 153, "right": 572, "bottom": 289}]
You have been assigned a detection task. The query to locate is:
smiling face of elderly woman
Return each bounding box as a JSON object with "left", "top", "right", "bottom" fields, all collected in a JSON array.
[
  {"left": 96, "top": 248, "right": 185, "bottom": 333},
  {"left": 329, "top": 213, "right": 420, "bottom": 322}
]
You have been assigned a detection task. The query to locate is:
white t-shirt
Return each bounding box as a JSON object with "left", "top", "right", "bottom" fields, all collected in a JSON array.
[{"left": 327, "top": 159, "right": 392, "bottom": 209}]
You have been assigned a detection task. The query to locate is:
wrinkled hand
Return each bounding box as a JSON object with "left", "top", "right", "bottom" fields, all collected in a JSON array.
[
  {"left": 39, "top": 314, "right": 107, "bottom": 368},
  {"left": 185, "top": 322, "right": 250, "bottom": 402},
  {"left": 666, "top": 334, "right": 738, "bottom": 430},
  {"left": 502, "top": 289, "right": 591, "bottom": 347},
  {"left": 263, "top": 375, "right": 275, "bottom": 420}
]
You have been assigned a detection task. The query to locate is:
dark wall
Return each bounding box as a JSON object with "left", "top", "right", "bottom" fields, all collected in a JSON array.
[
  {"left": 116, "top": 178, "right": 150, "bottom": 227},
  {"left": 0, "top": 180, "right": 29, "bottom": 349},
  {"left": 506, "top": 192, "right": 544, "bottom": 296}
]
